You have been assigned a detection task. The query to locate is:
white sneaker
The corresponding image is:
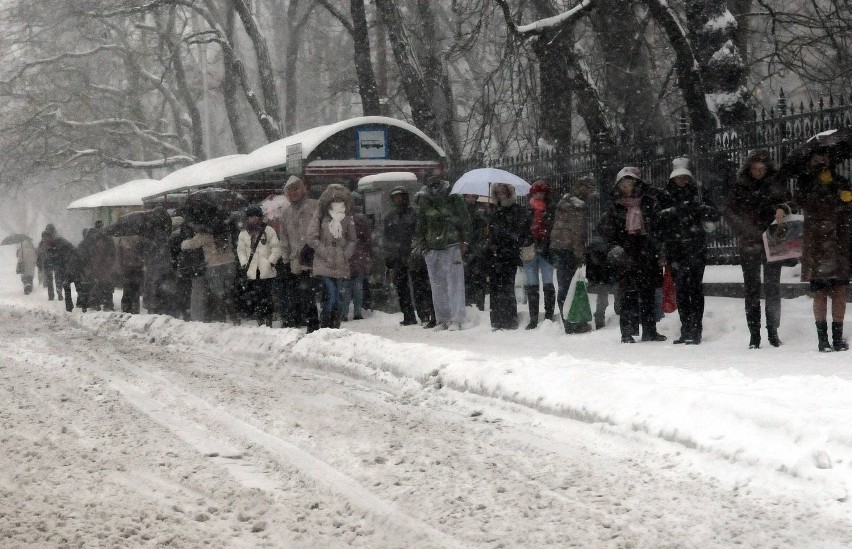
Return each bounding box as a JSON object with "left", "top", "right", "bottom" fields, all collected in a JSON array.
[
  {"left": 433, "top": 322, "right": 449, "bottom": 331},
  {"left": 448, "top": 322, "right": 463, "bottom": 331}
]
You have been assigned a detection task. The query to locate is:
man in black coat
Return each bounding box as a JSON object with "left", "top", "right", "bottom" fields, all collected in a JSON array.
[
  {"left": 383, "top": 186, "right": 422, "bottom": 325},
  {"left": 41, "top": 231, "right": 81, "bottom": 312}
]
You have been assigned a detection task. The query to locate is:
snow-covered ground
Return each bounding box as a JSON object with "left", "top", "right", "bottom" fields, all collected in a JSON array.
[{"left": 1, "top": 245, "right": 850, "bottom": 547}]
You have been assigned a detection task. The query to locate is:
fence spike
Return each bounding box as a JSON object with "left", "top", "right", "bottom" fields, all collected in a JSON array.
[
  {"left": 778, "top": 88, "right": 787, "bottom": 116},
  {"left": 819, "top": 96, "right": 824, "bottom": 110},
  {"left": 828, "top": 93, "right": 834, "bottom": 108}
]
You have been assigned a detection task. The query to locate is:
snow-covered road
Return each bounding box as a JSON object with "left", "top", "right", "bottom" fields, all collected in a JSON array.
[{"left": 2, "top": 304, "right": 851, "bottom": 547}]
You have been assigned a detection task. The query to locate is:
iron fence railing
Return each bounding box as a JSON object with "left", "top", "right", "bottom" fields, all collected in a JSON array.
[{"left": 452, "top": 91, "right": 852, "bottom": 264}]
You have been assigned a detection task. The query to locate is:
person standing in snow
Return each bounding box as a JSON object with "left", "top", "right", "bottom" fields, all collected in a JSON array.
[
  {"left": 462, "top": 193, "right": 488, "bottom": 311},
  {"left": 413, "top": 174, "right": 472, "bottom": 331},
  {"left": 37, "top": 224, "right": 62, "bottom": 301},
  {"left": 181, "top": 220, "right": 241, "bottom": 324},
  {"left": 794, "top": 148, "right": 852, "bottom": 352},
  {"left": 724, "top": 150, "right": 796, "bottom": 349},
  {"left": 486, "top": 183, "right": 526, "bottom": 330},
  {"left": 278, "top": 176, "right": 321, "bottom": 332},
  {"left": 408, "top": 187, "right": 437, "bottom": 328},
  {"left": 383, "top": 187, "right": 421, "bottom": 326},
  {"left": 657, "top": 159, "right": 720, "bottom": 345},
  {"left": 550, "top": 178, "right": 592, "bottom": 333},
  {"left": 77, "top": 220, "right": 116, "bottom": 311},
  {"left": 40, "top": 230, "right": 81, "bottom": 312},
  {"left": 237, "top": 204, "right": 281, "bottom": 327},
  {"left": 16, "top": 237, "right": 37, "bottom": 295},
  {"left": 309, "top": 184, "right": 357, "bottom": 329},
  {"left": 341, "top": 191, "right": 372, "bottom": 321},
  {"left": 522, "top": 180, "right": 557, "bottom": 329},
  {"left": 599, "top": 167, "right": 667, "bottom": 343},
  {"left": 116, "top": 235, "right": 144, "bottom": 314}
]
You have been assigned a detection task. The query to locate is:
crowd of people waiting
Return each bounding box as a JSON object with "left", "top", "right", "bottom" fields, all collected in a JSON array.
[{"left": 16, "top": 144, "right": 852, "bottom": 352}]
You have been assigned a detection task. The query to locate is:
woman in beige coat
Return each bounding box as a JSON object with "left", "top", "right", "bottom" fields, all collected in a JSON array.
[
  {"left": 309, "top": 184, "right": 356, "bottom": 329},
  {"left": 16, "top": 238, "right": 37, "bottom": 294}
]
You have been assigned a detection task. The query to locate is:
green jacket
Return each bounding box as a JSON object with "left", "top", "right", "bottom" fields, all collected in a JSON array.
[{"left": 415, "top": 191, "right": 472, "bottom": 251}]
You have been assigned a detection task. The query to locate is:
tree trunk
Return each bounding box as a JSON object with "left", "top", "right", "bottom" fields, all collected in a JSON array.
[
  {"left": 685, "top": 0, "right": 750, "bottom": 127},
  {"left": 164, "top": 8, "right": 204, "bottom": 160},
  {"left": 222, "top": 5, "right": 248, "bottom": 153},
  {"left": 350, "top": 0, "right": 382, "bottom": 116},
  {"left": 230, "top": 0, "right": 282, "bottom": 136},
  {"left": 373, "top": 0, "right": 440, "bottom": 140}
]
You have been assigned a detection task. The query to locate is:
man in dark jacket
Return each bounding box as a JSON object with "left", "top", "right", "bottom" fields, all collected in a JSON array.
[
  {"left": 658, "top": 158, "right": 719, "bottom": 344},
  {"left": 77, "top": 221, "right": 116, "bottom": 311},
  {"left": 383, "top": 186, "right": 421, "bottom": 325},
  {"left": 462, "top": 194, "right": 488, "bottom": 311},
  {"left": 37, "top": 224, "right": 62, "bottom": 301},
  {"left": 41, "top": 231, "right": 81, "bottom": 312},
  {"left": 414, "top": 174, "right": 472, "bottom": 331}
]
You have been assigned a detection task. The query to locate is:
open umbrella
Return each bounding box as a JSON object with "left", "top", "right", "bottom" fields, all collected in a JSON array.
[
  {"left": 780, "top": 127, "right": 852, "bottom": 179},
  {"left": 450, "top": 167, "right": 531, "bottom": 197},
  {"left": 1, "top": 233, "right": 32, "bottom": 246},
  {"left": 180, "top": 188, "right": 246, "bottom": 229}
]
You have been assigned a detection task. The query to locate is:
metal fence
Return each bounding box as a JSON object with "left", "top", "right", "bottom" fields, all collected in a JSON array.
[{"left": 452, "top": 90, "right": 852, "bottom": 264}]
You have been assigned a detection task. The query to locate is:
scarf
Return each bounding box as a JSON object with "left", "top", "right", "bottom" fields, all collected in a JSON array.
[
  {"left": 616, "top": 197, "right": 644, "bottom": 234},
  {"left": 329, "top": 202, "right": 346, "bottom": 238},
  {"left": 529, "top": 198, "right": 547, "bottom": 241}
]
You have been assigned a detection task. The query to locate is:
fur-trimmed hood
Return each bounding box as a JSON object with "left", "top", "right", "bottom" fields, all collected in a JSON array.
[{"left": 318, "top": 183, "right": 353, "bottom": 212}]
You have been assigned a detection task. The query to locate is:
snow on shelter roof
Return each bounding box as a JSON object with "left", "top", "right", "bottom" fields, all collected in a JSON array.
[
  {"left": 141, "top": 155, "right": 249, "bottom": 200},
  {"left": 67, "top": 179, "right": 160, "bottom": 210},
  {"left": 228, "top": 117, "right": 446, "bottom": 179},
  {"left": 358, "top": 172, "right": 419, "bottom": 184}
]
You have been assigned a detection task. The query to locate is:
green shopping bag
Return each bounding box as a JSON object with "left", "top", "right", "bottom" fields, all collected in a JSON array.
[{"left": 564, "top": 266, "right": 593, "bottom": 324}]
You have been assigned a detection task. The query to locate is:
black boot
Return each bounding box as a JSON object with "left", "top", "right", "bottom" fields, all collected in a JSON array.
[
  {"left": 748, "top": 325, "right": 761, "bottom": 349},
  {"left": 331, "top": 311, "right": 342, "bottom": 329},
  {"left": 542, "top": 283, "right": 556, "bottom": 322},
  {"left": 641, "top": 324, "right": 667, "bottom": 342},
  {"left": 816, "top": 321, "right": 832, "bottom": 352},
  {"left": 767, "top": 327, "right": 782, "bottom": 347},
  {"left": 320, "top": 314, "right": 330, "bottom": 329},
  {"left": 832, "top": 322, "right": 848, "bottom": 351},
  {"left": 525, "top": 285, "right": 540, "bottom": 330}
]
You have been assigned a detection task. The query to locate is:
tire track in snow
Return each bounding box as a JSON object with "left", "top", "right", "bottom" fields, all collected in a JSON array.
[{"left": 83, "top": 348, "right": 467, "bottom": 549}]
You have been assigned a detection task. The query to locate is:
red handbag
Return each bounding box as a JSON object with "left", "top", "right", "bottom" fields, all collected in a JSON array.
[{"left": 662, "top": 264, "right": 677, "bottom": 313}]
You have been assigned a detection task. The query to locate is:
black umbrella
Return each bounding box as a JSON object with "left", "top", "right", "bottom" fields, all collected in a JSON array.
[
  {"left": 780, "top": 127, "right": 852, "bottom": 179},
  {"left": 1, "top": 233, "right": 32, "bottom": 245},
  {"left": 180, "top": 188, "right": 247, "bottom": 230}
]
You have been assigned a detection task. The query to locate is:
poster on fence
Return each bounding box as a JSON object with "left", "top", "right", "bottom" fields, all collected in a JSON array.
[{"left": 763, "top": 214, "right": 804, "bottom": 262}]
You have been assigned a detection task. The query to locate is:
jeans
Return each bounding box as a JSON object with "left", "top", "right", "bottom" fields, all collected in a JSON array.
[
  {"left": 522, "top": 253, "right": 554, "bottom": 286},
  {"left": 342, "top": 273, "right": 366, "bottom": 319},
  {"left": 551, "top": 249, "right": 579, "bottom": 314},
  {"left": 740, "top": 248, "right": 782, "bottom": 330},
  {"left": 424, "top": 246, "right": 466, "bottom": 325},
  {"left": 321, "top": 277, "right": 347, "bottom": 316}
]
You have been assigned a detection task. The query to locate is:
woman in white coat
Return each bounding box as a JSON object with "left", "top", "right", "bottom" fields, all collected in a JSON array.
[{"left": 237, "top": 205, "right": 281, "bottom": 326}]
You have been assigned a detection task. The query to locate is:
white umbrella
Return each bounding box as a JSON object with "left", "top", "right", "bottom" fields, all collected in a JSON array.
[{"left": 450, "top": 167, "right": 531, "bottom": 197}]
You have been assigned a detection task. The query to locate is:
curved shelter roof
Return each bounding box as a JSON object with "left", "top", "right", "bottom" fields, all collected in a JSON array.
[
  {"left": 227, "top": 116, "right": 446, "bottom": 185},
  {"left": 67, "top": 179, "right": 160, "bottom": 210},
  {"left": 141, "top": 155, "right": 248, "bottom": 202}
]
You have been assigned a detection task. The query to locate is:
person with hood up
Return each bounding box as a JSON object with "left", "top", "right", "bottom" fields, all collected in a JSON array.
[
  {"left": 413, "top": 174, "right": 472, "bottom": 331},
  {"left": 40, "top": 230, "right": 81, "bottom": 312},
  {"left": 462, "top": 193, "right": 489, "bottom": 311},
  {"left": 408, "top": 187, "right": 437, "bottom": 327},
  {"left": 77, "top": 220, "right": 116, "bottom": 311},
  {"left": 550, "top": 178, "right": 593, "bottom": 333},
  {"left": 794, "top": 148, "right": 852, "bottom": 352},
  {"left": 309, "top": 183, "right": 357, "bottom": 329},
  {"left": 37, "top": 224, "right": 62, "bottom": 301},
  {"left": 486, "top": 183, "right": 526, "bottom": 330},
  {"left": 724, "top": 150, "right": 796, "bottom": 349},
  {"left": 237, "top": 204, "right": 281, "bottom": 327},
  {"left": 383, "top": 186, "right": 421, "bottom": 325},
  {"left": 278, "top": 176, "right": 321, "bottom": 332},
  {"left": 16, "top": 237, "right": 37, "bottom": 294},
  {"left": 522, "top": 180, "right": 557, "bottom": 329},
  {"left": 599, "top": 167, "right": 667, "bottom": 343},
  {"left": 658, "top": 158, "right": 720, "bottom": 344}
]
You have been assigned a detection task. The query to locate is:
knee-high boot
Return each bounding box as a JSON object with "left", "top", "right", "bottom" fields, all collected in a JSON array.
[
  {"left": 543, "top": 283, "right": 556, "bottom": 321},
  {"left": 525, "top": 285, "right": 540, "bottom": 330}
]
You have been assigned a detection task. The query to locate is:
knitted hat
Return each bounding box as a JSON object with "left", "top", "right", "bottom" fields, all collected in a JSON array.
[
  {"left": 244, "top": 204, "right": 264, "bottom": 218},
  {"left": 615, "top": 167, "right": 642, "bottom": 183},
  {"left": 389, "top": 186, "right": 408, "bottom": 197},
  {"left": 669, "top": 157, "right": 693, "bottom": 180}
]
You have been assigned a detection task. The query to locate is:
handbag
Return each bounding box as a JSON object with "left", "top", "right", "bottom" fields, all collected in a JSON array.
[
  {"left": 298, "top": 244, "right": 315, "bottom": 268},
  {"left": 563, "top": 265, "right": 593, "bottom": 325},
  {"left": 763, "top": 214, "right": 804, "bottom": 262}
]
